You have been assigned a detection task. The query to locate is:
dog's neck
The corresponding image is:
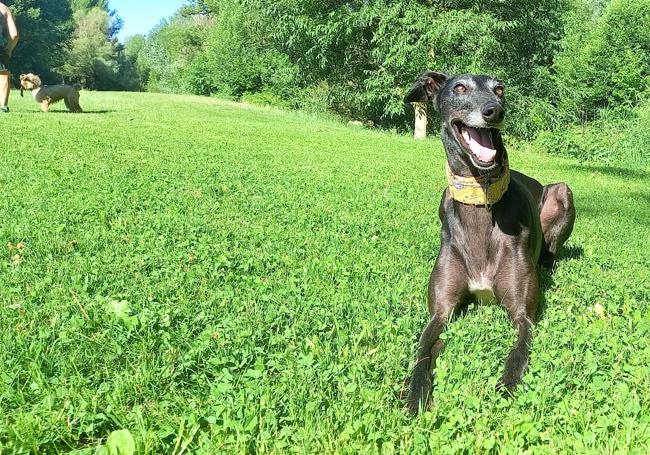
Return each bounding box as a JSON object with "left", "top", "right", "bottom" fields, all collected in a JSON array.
[
  {"left": 20, "top": 87, "right": 41, "bottom": 99},
  {"left": 441, "top": 126, "right": 510, "bottom": 208},
  {"left": 445, "top": 160, "right": 510, "bottom": 208}
]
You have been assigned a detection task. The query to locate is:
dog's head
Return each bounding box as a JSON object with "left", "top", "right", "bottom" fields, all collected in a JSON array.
[
  {"left": 19, "top": 73, "right": 42, "bottom": 96},
  {"left": 405, "top": 72, "right": 506, "bottom": 171}
]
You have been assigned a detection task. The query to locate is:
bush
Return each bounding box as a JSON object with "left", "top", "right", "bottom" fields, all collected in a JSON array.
[
  {"left": 138, "top": 14, "right": 212, "bottom": 94},
  {"left": 115, "top": 35, "right": 149, "bottom": 91},
  {"left": 241, "top": 91, "right": 291, "bottom": 108},
  {"left": 535, "top": 101, "right": 650, "bottom": 166},
  {"left": 293, "top": 81, "right": 331, "bottom": 114},
  {"left": 554, "top": 0, "right": 650, "bottom": 122}
]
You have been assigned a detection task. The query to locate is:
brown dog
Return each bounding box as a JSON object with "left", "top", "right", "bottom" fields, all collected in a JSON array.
[{"left": 20, "top": 73, "right": 83, "bottom": 113}]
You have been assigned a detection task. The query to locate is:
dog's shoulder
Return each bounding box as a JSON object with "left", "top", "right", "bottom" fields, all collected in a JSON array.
[{"left": 501, "top": 176, "right": 543, "bottom": 257}]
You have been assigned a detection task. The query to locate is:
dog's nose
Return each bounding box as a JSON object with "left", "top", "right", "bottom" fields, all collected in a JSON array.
[{"left": 481, "top": 102, "right": 505, "bottom": 123}]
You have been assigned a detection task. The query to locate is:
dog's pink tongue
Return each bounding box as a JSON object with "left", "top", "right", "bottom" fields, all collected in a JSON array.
[{"left": 466, "top": 127, "right": 496, "bottom": 162}]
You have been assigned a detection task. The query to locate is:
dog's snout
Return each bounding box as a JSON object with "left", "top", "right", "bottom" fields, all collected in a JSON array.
[{"left": 481, "top": 102, "right": 504, "bottom": 123}]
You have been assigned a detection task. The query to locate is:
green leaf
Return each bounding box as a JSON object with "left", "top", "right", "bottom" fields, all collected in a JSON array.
[
  {"left": 107, "top": 300, "right": 138, "bottom": 329},
  {"left": 106, "top": 429, "right": 136, "bottom": 455},
  {"left": 108, "top": 300, "right": 130, "bottom": 319}
]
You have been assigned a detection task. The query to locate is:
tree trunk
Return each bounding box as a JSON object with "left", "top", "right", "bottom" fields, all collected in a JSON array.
[{"left": 413, "top": 102, "right": 428, "bottom": 139}]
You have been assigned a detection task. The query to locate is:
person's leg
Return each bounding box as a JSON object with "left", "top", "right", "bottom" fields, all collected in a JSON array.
[{"left": 0, "top": 70, "right": 10, "bottom": 111}]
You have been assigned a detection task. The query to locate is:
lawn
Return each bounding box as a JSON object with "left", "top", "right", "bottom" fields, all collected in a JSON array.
[{"left": 1, "top": 91, "right": 649, "bottom": 454}]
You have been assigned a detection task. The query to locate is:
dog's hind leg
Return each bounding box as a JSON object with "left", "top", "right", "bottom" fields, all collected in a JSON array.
[
  {"left": 539, "top": 183, "right": 576, "bottom": 270},
  {"left": 406, "top": 249, "right": 467, "bottom": 415},
  {"left": 495, "top": 259, "right": 539, "bottom": 394},
  {"left": 64, "top": 97, "right": 72, "bottom": 112}
]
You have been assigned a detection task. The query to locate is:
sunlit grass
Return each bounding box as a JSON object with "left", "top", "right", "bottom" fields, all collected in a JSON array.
[{"left": 0, "top": 91, "right": 648, "bottom": 453}]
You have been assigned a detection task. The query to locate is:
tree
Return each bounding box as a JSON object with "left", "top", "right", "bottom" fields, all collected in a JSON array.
[
  {"left": 116, "top": 34, "right": 149, "bottom": 91},
  {"left": 4, "top": 0, "right": 74, "bottom": 83},
  {"left": 60, "top": 7, "right": 120, "bottom": 89},
  {"left": 554, "top": 0, "right": 650, "bottom": 121}
]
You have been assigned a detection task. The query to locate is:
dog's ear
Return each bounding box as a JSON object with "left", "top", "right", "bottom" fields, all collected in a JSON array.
[
  {"left": 403, "top": 71, "right": 448, "bottom": 103},
  {"left": 31, "top": 75, "right": 42, "bottom": 86}
]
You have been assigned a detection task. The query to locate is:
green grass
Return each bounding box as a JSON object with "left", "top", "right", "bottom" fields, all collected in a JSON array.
[{"left": 1, "top": 90, "right": 649, "bottom": 454}]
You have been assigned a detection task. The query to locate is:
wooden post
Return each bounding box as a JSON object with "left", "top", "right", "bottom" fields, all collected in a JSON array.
[{"left": 413, "top": 102, "right": 428, "bottom": 139}]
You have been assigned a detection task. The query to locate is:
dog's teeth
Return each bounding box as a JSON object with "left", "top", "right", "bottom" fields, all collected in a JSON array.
[{"left": 462, "top": 130, "right": 470, "bottom": 142}]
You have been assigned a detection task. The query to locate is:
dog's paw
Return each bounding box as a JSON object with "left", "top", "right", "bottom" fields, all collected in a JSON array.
[
  {"left": 404, "top": 394, "right": 429, "bottom": 416},
  {"left": 404, "top": 375, "right": 432, "bottom": 416},
  {"left": 496, "top": 374, "right": 522, "bottom": 398}
]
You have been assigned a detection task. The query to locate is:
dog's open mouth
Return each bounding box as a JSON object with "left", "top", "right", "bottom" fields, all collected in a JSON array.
[{"left": 452, "top": 122, "right": 499, "bottom": 166}]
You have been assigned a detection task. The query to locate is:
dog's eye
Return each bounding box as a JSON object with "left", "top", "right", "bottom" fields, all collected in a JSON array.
[
  {"left": 454, "top": 84, "right": 467, "bottom": 94},
  {"left": 495, "top": 86, "right": 504, "bottom": 97}
]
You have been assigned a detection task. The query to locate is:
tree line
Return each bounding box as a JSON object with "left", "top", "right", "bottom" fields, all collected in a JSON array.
[
  {"left": 6, "top": 0, "right": 650, "bottom": 146},
  {"left": 5, "top": 0, "right": 139, "bottom": 90},
  {"left": 128, "top": 0, "right": 649, "bottom": 140}
]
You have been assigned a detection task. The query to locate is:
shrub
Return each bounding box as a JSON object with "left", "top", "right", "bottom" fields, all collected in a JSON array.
[
  {"left": 535, "top": 101, "right": 650, "bottom": 166},
  {"left": 139, "top": 14, "right": 212, "bottom": 94},
  {"left": 554, "top": 0, "right": 650, "bottom": 122},
  {"left": 241, "top": 91, "right": 291, "bottom": 108}
]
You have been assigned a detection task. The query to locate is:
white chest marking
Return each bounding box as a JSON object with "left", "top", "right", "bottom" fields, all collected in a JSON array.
[{"left": 468, "top": 277, "right": 496, "bottom": 303}]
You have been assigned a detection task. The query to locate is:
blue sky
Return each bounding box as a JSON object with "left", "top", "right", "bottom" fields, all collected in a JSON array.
[{"left": 110, "top": 0, "right": 184, "bottom": 41}]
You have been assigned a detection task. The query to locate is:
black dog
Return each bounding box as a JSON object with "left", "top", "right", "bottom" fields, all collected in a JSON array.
[{"left": 404, "top": 72, "right": 575, "bottom": 415}]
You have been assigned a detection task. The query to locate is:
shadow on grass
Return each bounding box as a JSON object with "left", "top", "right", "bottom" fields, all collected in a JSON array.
[
  {"left": 46, "top": 110, "right": 116, "bottom": 114},
  {"left": 556, "top": 244, "right": 584, "bottom": 263},
  {"left": 536, "top": 244, "right": 584, "bottom": 322},
  {"left": 634, "top": 191, "right": 650, "bottom": 205},
  {"left": 578, "top": 203, "right": 648, "bottom": 226},
  {"left": 561, "top": 163, "right": 650, "bottom": 180}
]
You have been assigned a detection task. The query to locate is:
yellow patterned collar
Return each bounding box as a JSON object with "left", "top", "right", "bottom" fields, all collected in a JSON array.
[{"left": 445, "top": 160, "right": 510, "bottom": 208}]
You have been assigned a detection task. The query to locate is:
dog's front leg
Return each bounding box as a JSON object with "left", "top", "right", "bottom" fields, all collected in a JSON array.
[
  {"left": 496, "top": 260, "right": 539, "bottom": 394},
  {"left": 499, "top": 315, "right": 533, "bottom": 394},
  {"left": 406, "top": 250, "right": 467, "bottom": 415},
  {"left": 406, "top": 315, "right": 446, "bottom": 415}
]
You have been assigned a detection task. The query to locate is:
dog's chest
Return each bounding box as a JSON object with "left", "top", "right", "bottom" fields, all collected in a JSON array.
[
  {"left": 468, "top": 276, "right": 497, "bottom": 303},
  {"left": 446, "top": 204, "right": 505, "bottom": 303},
  {"left": 452, "top": 225, "right": 502, "bottom": 303}
]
